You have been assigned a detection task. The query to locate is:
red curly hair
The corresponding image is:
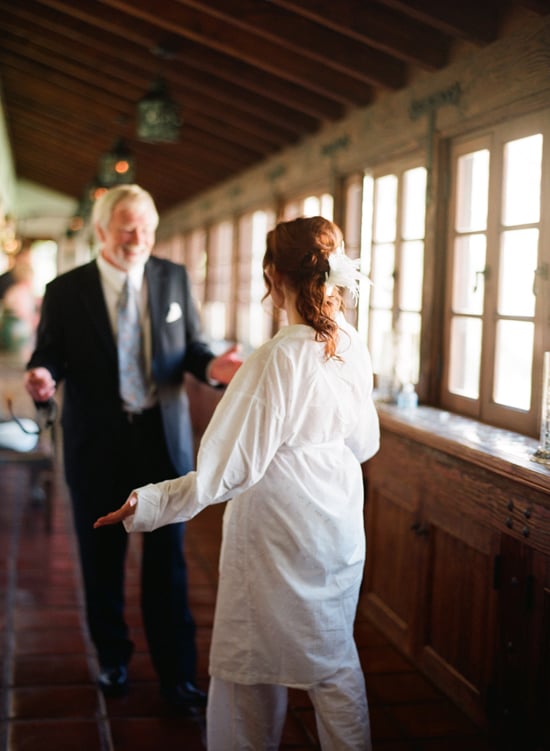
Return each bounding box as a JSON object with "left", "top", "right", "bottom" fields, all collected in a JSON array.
[{"left": 263, "top": 216, "right": 345, "bottom": 360}]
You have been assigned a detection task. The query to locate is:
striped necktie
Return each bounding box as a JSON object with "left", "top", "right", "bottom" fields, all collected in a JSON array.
[{"left": 117, "top": 276, "right": 148, "bottom": 412}]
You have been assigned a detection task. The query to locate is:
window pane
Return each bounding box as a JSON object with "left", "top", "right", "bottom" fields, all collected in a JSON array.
[
  {"left": 361, "top": 175, "right": 374, "bottom": 265},
  {"left": 395, "top": 313, "right": 421, "bottom": 385},
  {"left": 358, "top": 175, "right": 374, "bottom": 342},
  {"left": 499, "top": 228, "right": 538, "bottom": 316},
  {"left": 251, "top": 211, "right": 272, "bottom": 297},
  {"left": 402, "top": 167, "right": 427, "bottom": 240},
  {"left": 237, "top": 303, "right": 273, "bottom": 350},
  {"left": 31, "top": 240, "right": 58, "bottom": 295},
  {"left": 186, "top": 228, "right": 207, "bottom": 296},
  {"left": 494, "top": 320, "right": 534, "bottom": 410},
  {"left": 371, "top": 243, "right": 395, "bottom": 308},
  {"left": 344, "top": 179, "right": 363, "bottom": 254},
  {"left": 202, "top": 301, "right": 227, "bottom": 342},
  {"left": 400, "top": 240, "right": 424, "bottom": 311},
  {"left": 449, "top": 316, "right": 482, "bottom": 398},
  {"left": 369, "top": 310, "right": 393, "bottom": 374},
  {"left": 302, "top": 196, "right": 320, "bottom": 216},
  {"left": 502, "top": 134, "right": 542, "bottom": 226},
  {"left": 370, "top": 310, "right": 395, "bottom": 400},
  {"left": 456, "top": 150, "right": 489, "bottom": 232},
  {"left": 283, "top": 201, "right": 300, "bottom": 220},
  {"left": 320, "top": 193, "right": 334, "bottom": 220},
  {"left": 452, "top": 234, "right": 486, "bottom": 314},
  {"left": 374, "top": 175, "right": 398, "bottom": 242}
]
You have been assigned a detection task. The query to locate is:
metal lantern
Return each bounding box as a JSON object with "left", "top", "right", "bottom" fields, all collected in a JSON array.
[
  {"left": 136, "top": 77, "right": 181, "bottom": 144},
  {"left": 98, "top": 138, "right": 136, "bottom": 186}
]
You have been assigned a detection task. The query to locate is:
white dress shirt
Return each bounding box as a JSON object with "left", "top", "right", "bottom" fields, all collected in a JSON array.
[{"left": 96, "top": 254, "right": 156, "bottom": 409}]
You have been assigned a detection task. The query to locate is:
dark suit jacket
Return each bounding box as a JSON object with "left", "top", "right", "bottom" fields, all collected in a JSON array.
[{"left": 28, "top": 256, "right": 215, "bottom": 489}]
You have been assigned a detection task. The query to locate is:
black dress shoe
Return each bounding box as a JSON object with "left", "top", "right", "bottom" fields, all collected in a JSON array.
[
  {"left": 98, "top": 665, "right": 128, "bottom": 697},
  {"left": 161, "top": 681, "right": 207, "bottom": 712}
]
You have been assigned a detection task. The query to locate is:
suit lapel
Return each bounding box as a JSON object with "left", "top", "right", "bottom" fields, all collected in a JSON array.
[
  {"left": 80, "top": 261, "right": 118, "bottom": 363},
  {"left": 145, "top": 257, "right": 165, "bottom": 339}
]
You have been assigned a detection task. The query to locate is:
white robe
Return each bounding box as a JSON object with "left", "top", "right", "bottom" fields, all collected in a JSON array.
[{"left": 126, "top": 320, "right": 380, "bottom": 688}]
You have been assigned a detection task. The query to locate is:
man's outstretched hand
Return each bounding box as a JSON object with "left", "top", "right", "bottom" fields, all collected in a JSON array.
[
  {"left": 94, "top": 493, "right": 138, "bottom": 528},
  {"left": 208, "top": 344, "right": 243, "bottom": 385}
]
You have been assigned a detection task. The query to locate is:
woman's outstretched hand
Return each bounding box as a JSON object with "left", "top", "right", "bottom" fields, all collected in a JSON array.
[{"left": 93, "top": 493, "right": 138, "bottom": 528}]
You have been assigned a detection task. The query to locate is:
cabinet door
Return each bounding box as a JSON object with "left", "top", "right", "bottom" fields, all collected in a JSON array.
[
  {"left": 364, "top": 435, "right": 428, "bottom": 654},
  {"left": 490, "top": 536, "right": 550, "bottom": 749},
  {"left": 419, "top": 502, "right": 500, "bottom": 726}
]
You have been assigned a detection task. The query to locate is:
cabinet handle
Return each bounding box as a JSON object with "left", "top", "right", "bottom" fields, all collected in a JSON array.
[{"left": 410, "top": 521, "right": 429, "bottom": 536}]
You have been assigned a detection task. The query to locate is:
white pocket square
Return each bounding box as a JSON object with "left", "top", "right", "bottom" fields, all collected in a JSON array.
[{"left": 166, "top": 302, "right": 182, "bottom": 323}]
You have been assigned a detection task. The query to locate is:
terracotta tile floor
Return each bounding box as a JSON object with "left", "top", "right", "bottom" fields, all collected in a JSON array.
[{"left": 0, "top": 457, "right": 498, "bottom": 750}]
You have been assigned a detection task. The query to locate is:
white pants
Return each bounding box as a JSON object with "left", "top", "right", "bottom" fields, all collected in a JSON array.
[{"left": 206, "top": 665, "right": 372, "bottom": 751}]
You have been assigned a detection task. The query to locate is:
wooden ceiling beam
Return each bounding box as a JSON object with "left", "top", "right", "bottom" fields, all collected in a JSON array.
[
  {"left": 0, "top": 0, "right": 533, "bottom": 214},
  {"left": 10, "top": 126, "right": 228, "bottom": 195},
  {"left": 10, "top": 117, "right": 234, "bottom": 189},
  {"left": 0, "top": 72, "right": 283, "bottom": 169},
  {"left": 0, "top": 2, "right": 321, "bottom": 137},
  {"left": 176, "top": 0, "right": 407, "bottom": 88},
  {"left": 265, "top": 0, "right": 450, "bottom": 70},
  {"left": 7, "top": 98, "right": 262, "bottom": 182},
  {"left": 0, "top": 31, "right": 298, "bottom": 150},
  {"left": 11, "top": 153, "right": 206, "bottom": 212},
  {"left": 94, "top": 0, "right": 375, "bottom": 105},
  {"left": 5, "top": 79, "right": 272, "bottom": 171},
  {"left": 29, "top": 0, "right": 346, "bottom": 120},
  {"left": 513, "top": 0, "right": 550, "bottom": 13},
  {"left": 374, "top": 0, "right": 504, "bottom": 44},
  {"left": 3, "top": 105, "right": 272, "bottom": 197}
]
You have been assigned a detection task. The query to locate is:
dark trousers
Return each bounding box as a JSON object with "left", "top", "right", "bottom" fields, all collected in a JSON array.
[{"left": 69, "top": 405, "right": 197, "bottom": 688}]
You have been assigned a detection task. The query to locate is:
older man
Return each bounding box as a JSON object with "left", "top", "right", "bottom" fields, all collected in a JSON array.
[{"left": 25, "top": 184, "right": 241, "bottom": 710}]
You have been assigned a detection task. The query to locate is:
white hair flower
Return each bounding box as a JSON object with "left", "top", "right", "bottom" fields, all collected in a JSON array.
[{"left": 325, "top": 252, "right": 370, "bottom": 304}]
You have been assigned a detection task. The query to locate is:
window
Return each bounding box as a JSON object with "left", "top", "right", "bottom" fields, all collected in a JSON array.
[
  {"left": 183, "top": 228, "right": 207, "bottom": 310},
  {"left": 236, "top": 208, "right": 276, "bottom": 350},
  {"left": 341, "top": 175, "right": 366, "bottom": 327},
  {"left": 202, "top": 220, "right": 235, "bottom": 344},
  {"left": 442, "top": 112, "right": 548, "bottom": 435},
  {"left": 359, "top": 162, "right": 427, "bottom": 399},
  {"left": 30, "top": 240, "right": 57, "bottom": 296},
  {"left": 282, "top": 191, "right": 333, "bottom": 221}
]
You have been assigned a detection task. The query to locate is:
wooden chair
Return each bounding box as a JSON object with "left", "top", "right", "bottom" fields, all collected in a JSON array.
[{"left": 0, "top": 399, "right": 57, "bottom": 531}]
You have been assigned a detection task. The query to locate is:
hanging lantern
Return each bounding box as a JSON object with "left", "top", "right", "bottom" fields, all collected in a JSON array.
[
  {"left": 136, "top": 77, "right": 181, "bottom": 143},
  {"left": 77, "top": 177, "right": 109, "bottom": 221},
  {"left": 98, "top": 138, "right": 136, "bottom": 186}
]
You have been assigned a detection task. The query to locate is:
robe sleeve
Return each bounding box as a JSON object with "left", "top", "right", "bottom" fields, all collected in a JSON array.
[
  {"left": 342, "top": 331, "right": 380, "bottom": 464},
  {"left": 345, "top": 395, "right": 380, "bottom": 464},
  {"left": 125, "top": 344, "right": 291, "bottom": 533}
]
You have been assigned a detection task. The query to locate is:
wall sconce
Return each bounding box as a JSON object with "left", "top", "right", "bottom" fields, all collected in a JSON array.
[
  {"left": 136, "top": 76, "right": 181, "bottom": 143},
  {"left": 98, "top": 138, "right": 136, "bottom": 186}
]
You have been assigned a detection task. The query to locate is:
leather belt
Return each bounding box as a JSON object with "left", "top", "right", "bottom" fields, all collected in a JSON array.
[{"left": 122, "top": 404, "right": 159, "bottom": 424}]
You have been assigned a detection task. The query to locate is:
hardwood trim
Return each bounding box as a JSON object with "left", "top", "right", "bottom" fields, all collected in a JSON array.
[{"left": 375, "top": 402, "right": 550, "bottom": 497}]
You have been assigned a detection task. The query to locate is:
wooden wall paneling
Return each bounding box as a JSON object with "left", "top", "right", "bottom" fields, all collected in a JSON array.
[{"left": 365, "top": 417, "right": 550, "bottom": 742}]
